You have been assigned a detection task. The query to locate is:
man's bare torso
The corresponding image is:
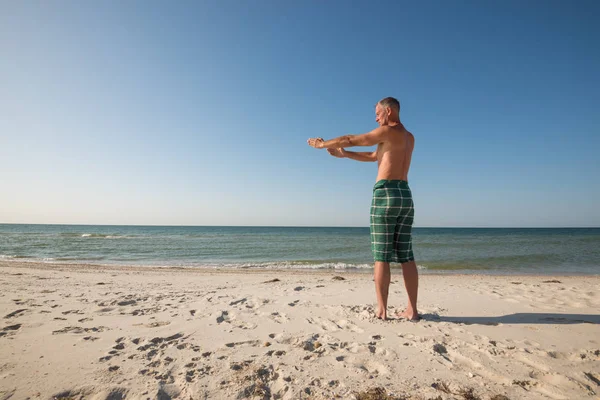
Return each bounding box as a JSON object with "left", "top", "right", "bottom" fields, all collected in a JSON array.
[{"left": 375, "top": 124, "right": 414, "bottom": 182}]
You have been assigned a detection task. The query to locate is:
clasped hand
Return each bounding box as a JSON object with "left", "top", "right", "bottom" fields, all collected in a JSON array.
[{"left": 307, "top": 137, "right": 324, "bottom": 149}]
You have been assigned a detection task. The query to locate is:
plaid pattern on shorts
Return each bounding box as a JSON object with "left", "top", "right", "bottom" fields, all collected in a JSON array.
[{"left": 370, "top": 179, "right": 415, "bottom": 263}]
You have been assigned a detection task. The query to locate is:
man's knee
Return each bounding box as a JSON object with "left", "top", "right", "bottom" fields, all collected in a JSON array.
[
  {"left": 375, "top": 261, "right": 390, "bottom": 267},
  {"left": 374, "top": 261, "right": 390, "bottom": 274}
]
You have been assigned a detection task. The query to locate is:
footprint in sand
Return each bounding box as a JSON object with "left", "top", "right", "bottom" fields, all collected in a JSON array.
[
  {"left": 4, "top": 309, "right": 28, "bottom": 319},
  {"left": 267, "top": 333, "right": 285, "bottom": 342},
  {"left": 346, "top": 342, "right": 376, "bottom": 354},
  {"left": 269, "top": 312, "right": 289, "bottom": 324},
  {"left": 133, "top": 332, "right": 187, "bottom": 364},
  {"left": 336, "top": 319, "right": 364, "bottom": 333},
  {"left": 313, "top": 316, "right": 348, "bottom": 332},
  {"left": 355, "top": 360, "right": 390, "bottom": 376},
  {"left": 0, "top": 323, "right": 22, "bottom": 338},
  {"left": 533, "top": 371, "right": 597, "bottom": 397},
  {"left": 306, "top": 317, "right": 339, "bottom": 331},
  {"left": 233, "top": 320, "right": 258, "bottom": 330},
  {"left": 342, "top": 304, "right": 377, "bottom": 320},
  {"left": 443, "top": 347, "right": 512, "bottom": 385},
  {"left": 306, "top": 316, "right": 363, "bottom": 333},
  {"left": 230, "top": 360, "right": 254, "bottom": 371},
  {"left": 232, "top": 364, "right": 283, "bottom": 399},
  {"left": 185, "top": 364, "right": 213, "bottom": 382},
  {"left": 513, "top": 352, "right": 552, "bottom": 373}
]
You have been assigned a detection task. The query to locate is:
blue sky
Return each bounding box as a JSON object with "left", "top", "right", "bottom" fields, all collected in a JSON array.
[{"left": 1, "top": 1, "right": 599, "bottom": 227}]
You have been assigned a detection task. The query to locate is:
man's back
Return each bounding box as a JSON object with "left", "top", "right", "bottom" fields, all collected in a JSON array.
[{"left": 376, "top": 124, "right": 414, "bottom": 182}]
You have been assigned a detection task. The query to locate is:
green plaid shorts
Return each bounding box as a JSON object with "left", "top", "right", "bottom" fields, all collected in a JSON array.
[{"left": 370, "top": 179, "right": 415, "bottom": 263}]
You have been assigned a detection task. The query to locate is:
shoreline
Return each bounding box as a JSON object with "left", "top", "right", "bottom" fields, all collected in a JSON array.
[
  {"left": 1, "top": 262, "right": 599, "bottom": 399},
  {"left": 2, "top": 260, "right": 598, "bottom": 278}
]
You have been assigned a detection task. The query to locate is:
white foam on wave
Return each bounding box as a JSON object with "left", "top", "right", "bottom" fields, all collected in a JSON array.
[
  {"left": 217, "top": 261, "right": 374, "bottom": 270},
  {"left": 0, "top": 255, "right": 58, "bottom": 264},
  {"left": 215, "top": 262, "right": 428, "bottom": 271},
  {"left": 79, "top": 233, "right": 127, "bottom": 239}
]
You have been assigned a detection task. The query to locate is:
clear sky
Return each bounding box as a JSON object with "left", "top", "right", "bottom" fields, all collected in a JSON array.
[{"left": 1, "top": 1, "right": 599, "bottom": 227}]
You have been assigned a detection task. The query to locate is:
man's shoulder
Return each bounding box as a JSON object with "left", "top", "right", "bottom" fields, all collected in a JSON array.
[{"left": 383, "top": 125, "right": 409, "bottom": 137}]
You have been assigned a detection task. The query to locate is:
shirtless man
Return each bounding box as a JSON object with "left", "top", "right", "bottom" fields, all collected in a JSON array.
[{"left": 307, "top": 97, "right": 419, "bottom": 321}]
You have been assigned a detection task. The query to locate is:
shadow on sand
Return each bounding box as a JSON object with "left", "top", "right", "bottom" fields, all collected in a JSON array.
[{"left": 421, "top": 313, "right": 600, "bottom": 325}]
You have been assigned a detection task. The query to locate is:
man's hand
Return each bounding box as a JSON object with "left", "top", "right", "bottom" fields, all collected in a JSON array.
[
  {"left": 307, "top": 137, "right": 324, "bottom": 149},
  {"left": 327, "top": 148, "right": 346, "bottom": 158}
]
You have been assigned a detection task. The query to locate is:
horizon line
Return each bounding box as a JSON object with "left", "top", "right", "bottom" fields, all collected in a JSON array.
[{"left": 0, "top": 222, "right": 598, "bottom": 229}]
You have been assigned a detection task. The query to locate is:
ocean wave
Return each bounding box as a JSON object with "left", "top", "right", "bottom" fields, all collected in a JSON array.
[
  {"left": 202, "top": 263, "right": 480, "bottom": 271},
  {"left": 418, "top": 262, "right": 491, "bottom": 271},
  {"left": 0, "top": 255, "right": 35, "bottom": 259},
  {"left": 82, "top": 234, "right": 129, "bottom": 239},
  {"left": 0, "top": 256, "right": 452, "bottom": 271},
  {"left": 60, "top": 233, "right": 130, "bottom": 239},
  {"left": 54, "top": 256, "right": 107, "bottom": 261},
  {"left": 0, "top": 255, "right": 59, "bottom": 264},
  {"left": 215, "top": 261, "right": 374, "bottom": 270}
]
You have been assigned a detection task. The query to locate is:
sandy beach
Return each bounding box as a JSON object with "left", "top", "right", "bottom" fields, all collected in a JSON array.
[{"left": 0, "top": 261, "right": 599, "bottom": 400}]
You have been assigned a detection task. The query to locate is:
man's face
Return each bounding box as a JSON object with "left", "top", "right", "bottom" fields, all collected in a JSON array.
[{"left": 375, "top": 104, "right": 389, "bottom": 126}]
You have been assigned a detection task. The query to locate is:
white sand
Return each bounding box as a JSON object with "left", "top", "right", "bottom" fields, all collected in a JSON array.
[{"left": 1, "top": 261, "right": 599, "bottom": 400}]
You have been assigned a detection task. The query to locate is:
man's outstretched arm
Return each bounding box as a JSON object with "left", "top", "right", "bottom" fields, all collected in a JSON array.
[
  {"left": 328, "top": 148, "right": 377, "bottom": 162},
  {"left": 307, "top": 126, "right": 386, "bottom": 149}
]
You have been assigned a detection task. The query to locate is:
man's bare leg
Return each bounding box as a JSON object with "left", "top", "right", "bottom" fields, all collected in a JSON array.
[
  {"left": 374, "top": 261, "right": 391, "bottom": 319},
  {"left": 398, "top": 260, "right": 419, "bottom": 320}
]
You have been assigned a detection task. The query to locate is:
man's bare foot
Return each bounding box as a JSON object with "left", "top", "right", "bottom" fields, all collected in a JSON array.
[
  {"left": 375, "top": 308, "right": 387, "bottom": 320},
  {"left": 397, "top": 309, "right": 420, "bottom": 321}
]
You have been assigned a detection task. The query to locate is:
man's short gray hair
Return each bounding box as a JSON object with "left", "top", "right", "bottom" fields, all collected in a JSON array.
[{"left": 377, "top": 97, "right": 400, "bottom": 113}]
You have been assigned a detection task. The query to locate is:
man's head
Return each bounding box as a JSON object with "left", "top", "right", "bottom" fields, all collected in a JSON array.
[{"left": 375, "top": 97, "right": 400, "bottom": 126}]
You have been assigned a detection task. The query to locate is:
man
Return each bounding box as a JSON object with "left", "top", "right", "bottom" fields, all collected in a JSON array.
[{"left": 307, "top": 97, "right": 419, "bottom": 321}]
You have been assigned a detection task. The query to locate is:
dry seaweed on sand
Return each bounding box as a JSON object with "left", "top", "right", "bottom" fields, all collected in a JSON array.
[{"left": 354, "top": 386, "right": 406, "bottom": 400}]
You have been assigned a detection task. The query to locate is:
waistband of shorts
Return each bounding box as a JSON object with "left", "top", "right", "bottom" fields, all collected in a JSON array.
[{"left": 373, "top": 179, "right": 410, "bottom": 190}]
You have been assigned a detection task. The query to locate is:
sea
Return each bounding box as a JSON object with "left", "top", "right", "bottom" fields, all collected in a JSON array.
[{"left": 0, "top": 224, "right": 599, "bottom": 275}]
